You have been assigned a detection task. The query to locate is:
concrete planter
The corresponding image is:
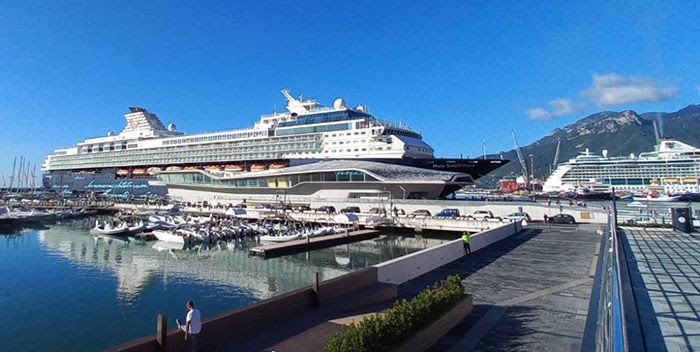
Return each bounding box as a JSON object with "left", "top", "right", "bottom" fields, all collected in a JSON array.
[{"left": 391, "top": 294, "right": 473, "bottom": 352}]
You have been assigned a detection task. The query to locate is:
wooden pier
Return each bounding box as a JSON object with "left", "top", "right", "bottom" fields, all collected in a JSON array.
[{"left": 249, "top": 229, "right": 380, "bottom": 257}]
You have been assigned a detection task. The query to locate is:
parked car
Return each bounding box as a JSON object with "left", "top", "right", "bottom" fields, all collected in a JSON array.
[
  {"left": 436, "top": 208, "right": 460, "bottom": 218},
  {"left": 317, "top": 206, "right": 336, "bottom": 214},
  {"left": 547, "top": 213, "right": 576, "bottom": 224},
  {"left": 625, "top": 216, "right": 658, "bottom": 225},
  {"left": 409, "top": 209, "right": 431, "bottom": 218},
  {"left": 294, "top": 204, "right": 311, "bottom": 213},
  {"left": 340, "top": 206, "right": 361, "bottom": 214},
  {"left": 470, "top": 210, "right": 494, "bottom": 220},
  {"left": 505, "top": 212, "right": 531, "bottom": 222}
]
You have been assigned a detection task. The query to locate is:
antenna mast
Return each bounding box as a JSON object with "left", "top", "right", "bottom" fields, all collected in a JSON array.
[{"left": 482, "top": 140, "right": 487, "bottom": 159}]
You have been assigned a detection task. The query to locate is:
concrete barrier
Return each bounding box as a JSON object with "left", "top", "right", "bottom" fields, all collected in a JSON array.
[
  {"left": 470, "top": 220, "right": 522, "bottom": 252},
  {"left": 108, "top": 268, "right": 379, "bottom": 352},
  {"left": 376, "top": 222, "right": 522, "bottom": 285}
]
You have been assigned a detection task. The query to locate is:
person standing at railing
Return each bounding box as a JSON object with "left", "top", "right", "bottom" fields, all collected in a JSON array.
[
  {"left": 462, "top": 232, "right": 471, "bottom": 255},
  {"left": 176, "top": 300, "right": 202, "bottom": 352}
]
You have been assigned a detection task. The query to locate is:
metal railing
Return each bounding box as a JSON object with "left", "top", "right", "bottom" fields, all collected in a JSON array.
[{"left": 589, "top": 191, "right": 629, "bottom": 351}]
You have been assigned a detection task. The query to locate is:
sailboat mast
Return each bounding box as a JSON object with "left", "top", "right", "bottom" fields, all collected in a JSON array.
[{"left": 9, "top": 157, "right": 16, "bottom": 191}]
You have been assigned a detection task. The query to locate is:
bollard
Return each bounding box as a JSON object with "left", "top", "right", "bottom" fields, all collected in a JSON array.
[
  {"left": 312, "top": 272, "right": 320, "bottom": 307},
  {"left": 157, "top": 313, "right": 167, "bottom": 352}
]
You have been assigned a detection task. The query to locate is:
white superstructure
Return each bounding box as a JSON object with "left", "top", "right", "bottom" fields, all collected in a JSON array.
[
  {"left": 543, "top": 139, "right": 700, "bottom": 194},
  {"left": 42, "top": 90, "right": 433, "bottom": 172}
]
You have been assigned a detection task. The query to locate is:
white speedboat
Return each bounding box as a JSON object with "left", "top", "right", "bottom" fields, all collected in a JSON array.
[
  {"left": 152, "top": 230, "right": 186, "bottom": 244},
  {"left": 127, "top": 221, "right": 146, "bottom": 233},
  {"left": 90, "top": 220, "right": 129, "bottom": 236}
]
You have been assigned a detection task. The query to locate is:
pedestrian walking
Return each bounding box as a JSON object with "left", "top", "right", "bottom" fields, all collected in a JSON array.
[
  {"left": 462, "top": 232, "right": 471, "bottom": 255},
  {"left": 176, "top": 300, "right": 202, "bottom": 352}
]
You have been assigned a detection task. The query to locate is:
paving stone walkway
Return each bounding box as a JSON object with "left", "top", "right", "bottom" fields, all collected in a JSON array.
[
  {"left": 398, "top": 224, "right": 602, "bottom": 352},
  {"left": 621, "top": 227, "right": 700, "bottom": 352}
]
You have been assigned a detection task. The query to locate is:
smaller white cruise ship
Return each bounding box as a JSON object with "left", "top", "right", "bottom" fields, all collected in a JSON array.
[{"left": 543, "top": 139, "right": 700, "bottom": 194}]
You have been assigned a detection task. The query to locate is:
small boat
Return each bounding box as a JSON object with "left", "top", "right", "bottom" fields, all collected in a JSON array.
[
  {"left": 90, "top": 220, "right": 129, "bottom": 236},
  {"left": 152, "top": 230, "right": 186, "bottom": 244},
  {"left": 127, "top": 221, "right": 146, "bottom": 233},
  {"left": 224, "top": 165, "right": 244, "bottom": 172},
  {"left": 250, "top": 164, "right": 269, "bottom": 171},
  {"left": 184, "top": 166, "right": 200, "bottom": 171},
  {"left": 205, "top": 165, "right": 224, "bottom": 171},
  {"left": 270, "top": 163, "right": 288, "bottom": 169},
  {"left": 132, "top": 168, "right": 147, "bottom": 175},
  {"left": 165, "top": 166, "right": 182, "bottom": 171},
  {"left": 117, "top": 169, "right": 129, "bottom": 175},
  {"left": 147, "top": 167, "right": 163, "bottom": 174}
]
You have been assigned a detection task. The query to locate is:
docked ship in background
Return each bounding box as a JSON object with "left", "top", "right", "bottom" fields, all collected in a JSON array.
[
  {"left": 543, "top": 139, "right": 700, "bottom": 197},
  {"left": 42, "top": 90, "right": 507, "bottom": 199}
]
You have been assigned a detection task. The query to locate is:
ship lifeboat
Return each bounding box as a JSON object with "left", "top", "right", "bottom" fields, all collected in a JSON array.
[
  {"left": 205, "top": 165, "right": 224, "bottom": 171},
  {"left": 224, "top": 165, "right": 244, "bottom": 172},
  {"left": 663, "top": 177, "right": 679, "bottom": 183},
  {"left": 117, "top": 169, "right": 129, "bottom": 176},
  {"left": 184, "top": 166, "right": 200, "bottom": 171},
  {"left": 147, "top": 167, "right": 162, "bottom": 174},
  {"left": 250, "top": 164, "right": 269, "bottom": 171},
  {"left": 270, "top": 162, "right": 289, "bottom": 169},
  {"left": 165, "top": 166, "right": 182, "bottom": 171},
  {"left": 132, "top": 168, "right": 147, "bottom": 175},
  {"left": 683, "top": 177, "right": 698, "bottom": 183}
]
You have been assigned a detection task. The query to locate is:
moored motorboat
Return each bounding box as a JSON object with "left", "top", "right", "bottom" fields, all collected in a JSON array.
[{"left": 90, "top": 220, "right": 130, "bottom": 236}]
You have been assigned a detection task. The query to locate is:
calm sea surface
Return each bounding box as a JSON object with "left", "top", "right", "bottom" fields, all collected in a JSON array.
[{"left": 0, "top": 218, "right": 446, "bottom": 351}]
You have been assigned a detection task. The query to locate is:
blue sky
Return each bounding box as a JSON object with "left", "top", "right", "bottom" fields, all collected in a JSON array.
[{"left": 1, "top": 0, "right": 699, "bottom": 182}]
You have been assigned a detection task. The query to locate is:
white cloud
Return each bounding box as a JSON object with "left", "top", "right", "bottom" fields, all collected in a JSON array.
[
  {"left": 580, "top": 73, "right": 678, "bottom": 107},
  {"left": 526, "top": 98, "right": 586, "bottom": 120}
]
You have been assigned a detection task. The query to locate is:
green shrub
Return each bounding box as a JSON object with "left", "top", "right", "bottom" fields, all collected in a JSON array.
[{"left": 325, "top": 275, "right": 464, "bottom": 352}]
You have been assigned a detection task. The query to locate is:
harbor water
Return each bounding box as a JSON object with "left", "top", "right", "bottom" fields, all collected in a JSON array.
[{"left": 0, "top": 218, "right": 447, "bottom": 351}]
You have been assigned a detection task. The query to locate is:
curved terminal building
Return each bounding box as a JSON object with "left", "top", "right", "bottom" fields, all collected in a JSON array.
[
  {"left": 157, "top": 160, "right": 473, "bottom": 203},
  {"left": 42, "top": 90, "right": 507, "bottom": 200}
]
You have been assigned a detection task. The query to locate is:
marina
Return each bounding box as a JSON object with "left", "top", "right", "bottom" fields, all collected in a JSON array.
[{"left": 0, "top": 218, "right": 445, "bottom": 351}]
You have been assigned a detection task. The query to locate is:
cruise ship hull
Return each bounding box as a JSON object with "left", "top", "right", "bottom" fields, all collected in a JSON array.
[
  {"left": 43, "top": 172, "right": 167, "bottom": 198},
  {"left": 42, "top": 157, "right": 506, "bottom": 198}
]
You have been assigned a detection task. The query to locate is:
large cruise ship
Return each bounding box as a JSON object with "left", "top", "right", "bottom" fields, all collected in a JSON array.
[
  {"left": 543, "top": 139, "right": 700, "bottom": 194},
  {"left": 42, "top": 90, "right": 507, "bottom": 199}
]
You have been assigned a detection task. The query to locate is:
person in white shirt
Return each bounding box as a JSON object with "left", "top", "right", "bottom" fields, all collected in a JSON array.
[{"left": 176, "top": 300, "right": 202, "bottom": 352}]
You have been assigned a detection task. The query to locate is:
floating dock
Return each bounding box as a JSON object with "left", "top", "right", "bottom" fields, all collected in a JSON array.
[{"left": 249, "top": 229, "right": 380, "bottom": 257}]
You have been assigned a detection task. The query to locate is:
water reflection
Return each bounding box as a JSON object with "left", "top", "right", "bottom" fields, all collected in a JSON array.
[{"left": 33, "top": 220, "right": 448, "bottom": 302}]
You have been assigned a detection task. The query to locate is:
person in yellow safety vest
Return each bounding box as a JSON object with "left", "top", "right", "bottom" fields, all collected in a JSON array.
[{"left": 462, "top": 232, "right": 471, "bottom": 254}]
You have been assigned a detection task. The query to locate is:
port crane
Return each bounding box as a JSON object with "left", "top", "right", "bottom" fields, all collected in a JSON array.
[
  {"left": 511, "top": 130, "right": 529, "bottom": 187},
  {"left": 653, "top": 119, "right": 661, "bottom": 144},
  {"left": 551, "top": 138, "right": 561, "bottom": 173}
]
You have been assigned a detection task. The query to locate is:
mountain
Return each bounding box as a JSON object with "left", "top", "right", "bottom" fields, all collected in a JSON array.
[{"left": 477, "top": 104, "right": 700, "bottom": 188}]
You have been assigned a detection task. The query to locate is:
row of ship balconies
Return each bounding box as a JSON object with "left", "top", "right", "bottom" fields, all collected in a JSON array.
[{"left": 48, "top": 139, "right": 323, "bottom": 170}]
